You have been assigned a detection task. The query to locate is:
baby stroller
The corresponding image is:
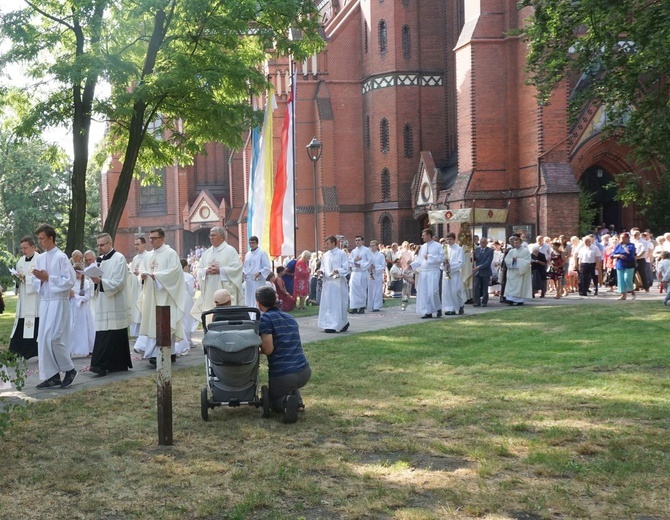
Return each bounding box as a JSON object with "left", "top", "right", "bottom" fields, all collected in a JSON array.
[{"left": 200, "top": 306, "right": 271, "bottom": 421}]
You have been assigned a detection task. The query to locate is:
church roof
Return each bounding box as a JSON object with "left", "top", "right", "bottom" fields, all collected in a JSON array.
[{"left": 540, "top": 162, "right": 580, "bottom": 194}]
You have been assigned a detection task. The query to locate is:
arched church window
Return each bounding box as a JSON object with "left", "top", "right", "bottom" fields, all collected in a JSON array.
[
  {"left": 381, "top": 214, "right": 392, "bottom": 246},
  {"left": 380, "top": 118, "right": 389, "bottom": 154},
  {"left": 381, "top": 168, "right": 391, "bottom": 202},
  {"left": 402, "top": 25, "right": 411, "bottom": 59},
  {"left": 403, "top": 124, "right": 413, "bottom": 158},
  {"left": 379, "top": 20, "right": 387, "bottom": 55}
]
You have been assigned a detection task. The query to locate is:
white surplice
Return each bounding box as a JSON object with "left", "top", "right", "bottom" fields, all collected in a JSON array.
[
  {"left": 69, "top": 278, "right": 95, "bottom": 356},
  {"left": 242, "top": 246, "right": 272, "bottom": 308},
  {"left": 410, "top": 240, "right": 444, "bottom": 316},
  {"left": 367, "top": 251, "right": 386, "bottom": 311},
  {"left": 32, "top": 247, "right": 76, "bottom": 380},
  {"left": 504, "top": 246, "right": 533, "bottom": 302},
  {"left": 348, "top": 246, "right": 372, "bottom": 309},
  {"left": 442, "top": 244, "right": 465, "bottom": 313},
  {"left": 11, "top": 253, "right": 40, "bottom": 340},
  {"left": 128, "top": 251, "right": 148, "bottom": 336},
  {"left": 317, "top": 247, "right": 350, "bottom": 331}
]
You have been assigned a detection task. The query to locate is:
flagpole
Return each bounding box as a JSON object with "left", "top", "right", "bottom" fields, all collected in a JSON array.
[{"left": 290, "top": 60, "right": 298, "bottom": 258}]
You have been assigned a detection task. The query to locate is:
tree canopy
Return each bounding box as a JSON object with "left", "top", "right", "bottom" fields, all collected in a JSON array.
[
  {"left": 0, "top": 0, "right": 324, "bottom": 246},
  {"left": 521, "top": 0, "right": 670, "bottom": 228}
]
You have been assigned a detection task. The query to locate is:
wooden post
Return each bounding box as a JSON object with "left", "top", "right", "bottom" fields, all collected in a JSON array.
[{"left": 156, "top": 305, "right": 173, "bottom": 446}]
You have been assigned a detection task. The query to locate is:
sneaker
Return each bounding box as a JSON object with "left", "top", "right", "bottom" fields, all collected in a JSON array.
[
  {"left": 283, "top": 395, "right": 299, "bottom": 424},
  {"left": 61, "top": 369, "right": 78, "bottom": 388},
  {"left": 36, "top": 375, "right": 61, "bottom": 389}
]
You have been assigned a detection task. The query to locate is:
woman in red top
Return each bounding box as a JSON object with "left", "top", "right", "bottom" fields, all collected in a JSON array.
[
  {"left": 273, "top": 266, "right": 296, "bottom": 312},
  {"left": 293, "top": 250, "right": 311, "bottom": 310}
]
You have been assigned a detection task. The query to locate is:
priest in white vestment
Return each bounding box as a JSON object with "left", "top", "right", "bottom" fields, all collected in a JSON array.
[
  {"left": 441, "top": 233, "right": 465, "bottom": 315},
  {"left": 191, "top": 226, "right": 243, "bottom": 320},
  {"left": 128, "top": 236, "right": 149, "bottom": 337},
  {"left": 10, "top": 237, "right": 40, "bottom": 359},
  {"left": 89, "top": 234, "right": 133, "bottom": 375},
  {"left": 503, "top": 236, "right": 533, "bottom": 305},
  {"left": 138, "top": 228, "right": 186, "bottom": 362},
  {"left": 410, "top": 228, "right": 445, "bottom": 318},
  {"left": 32, "top": 224, "right": 78, "bottom": 389},
  {"left": 348, "top": 236, "right": 372, "bottom": 313},
  {"left": 242, "top": 236, "right": 272, "bottom": 308},
  {"left": 366, "top": 240, "right": 386, "bottom": 312},
  {"left": 318, "top": 235, "right": 351, "bottom": 333}
]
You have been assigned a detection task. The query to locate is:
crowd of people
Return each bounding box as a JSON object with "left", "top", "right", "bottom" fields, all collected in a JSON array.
[{"left": 7, "top": 222, "right": 669, "bottom": 392}]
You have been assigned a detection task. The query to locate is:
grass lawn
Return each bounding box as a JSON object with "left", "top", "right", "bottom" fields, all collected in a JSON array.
[{"left": 1, "top": 302, "right": 669, "bottom": 519}]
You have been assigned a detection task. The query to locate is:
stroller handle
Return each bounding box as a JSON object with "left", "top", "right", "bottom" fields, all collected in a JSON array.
[{"left": 201, "top": 306, "right": 261, "bottom": 331}]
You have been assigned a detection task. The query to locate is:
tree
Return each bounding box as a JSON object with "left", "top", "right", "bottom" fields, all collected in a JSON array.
[
  {"left": 1, "top": 0, "right": 108, "bottom": 254},
  {"left": 0, "top": 128, "right": 71, "bottom": 249},
  {"left": 521, "top": 0, "right": 670, "bottom": 218},
  {"left": 1, "top": 0, "right": 324, "bottom": 243}
]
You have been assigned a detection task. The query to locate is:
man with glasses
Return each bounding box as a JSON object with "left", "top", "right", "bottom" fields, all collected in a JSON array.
[
  {"left": 138, "top": 228, "right": 185, "bottom": 365},
  {"left": 31, "top": 223, "right": 78, "bottom": 389},
  {"left": 192, "top": 226, "right": 243, "bottom": 320},
  {"left": 87, "top": 233, "right": 132, "bottom": 376}
]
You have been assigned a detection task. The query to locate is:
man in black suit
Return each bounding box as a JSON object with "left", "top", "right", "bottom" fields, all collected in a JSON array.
[{"left": 473, "top": 237, "right": 494, "bottom": 307}]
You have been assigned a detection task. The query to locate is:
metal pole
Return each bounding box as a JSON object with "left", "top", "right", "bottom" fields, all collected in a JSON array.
[
  {"left": 313, "top": 160, "right": 319, "bottom": 256},
  {"left": 156, "top": 305, "right": 173, "bottom": 446}
]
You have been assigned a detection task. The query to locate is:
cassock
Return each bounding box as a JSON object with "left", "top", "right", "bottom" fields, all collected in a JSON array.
[
  {"left": 442, "top": 244, "right": 465, "bottom": 313},
  {"left": 410, "top": 240, "right": 444, "bottom": 316},
  {"left": 138, "top": 244, "right": 186, "bottom": 358},
  {"left": 318, "top": 247, "right": 350, "bottom": 331},
  {"left": 31, "top": 247, "right": 76, "bottom": 381},
  {"left": 367, "top": 251, "right": 386, "bottom": 311},
  {"left": 191, "top": 241, "right": 243, "bottom": 320},
  {"left": 348, "top": 246, "right": 372, "bottom": 310},
  {"left": 69, "top": 277, "right": 95, "bottom": 357},
  {"left": 504, "top": 246, "right": 533, "bottom": 302},
  {"left": 242, "top": 247, "right": 272, "bottom": 308},
  {"left": 128, "top": 251, "right": 148, "bottom": 336},
  {"left": 10, "top": 252, "right": 40, "bottom": 359},
  {"left": 90, "top": 250, "right": 132, "bottom": 372}
]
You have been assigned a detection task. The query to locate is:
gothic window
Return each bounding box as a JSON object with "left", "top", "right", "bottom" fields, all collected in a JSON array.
[
  {"left": 381, "top": 214, "right": 392, "bottom": 246},
  {"left": 378, "top": 20, "right": 387, "bottom": 55},
  {"left": 402, "top": 25, "right": 411, "bottom": 59},
  {"left": 139, "top": 167, "right": 166, "bottom": 215},
  {"left": 381, "top": 168, "right": 391, "bottom": 202},
  {"left": 364, "top": 21, "right": 368, "bottom": 53},
  {"left": 365, "top": 115, "right": 371, "bottom": 149},
  {"left": 403, "top": 124, "right": 413, "bottom": 158},
  {"left": 380, "top": 118, "right": 389, "bottom": 154}
]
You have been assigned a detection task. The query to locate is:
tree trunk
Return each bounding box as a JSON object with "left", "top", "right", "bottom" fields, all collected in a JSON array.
[{"left": 102, "top": 9, "right": 168, "bottom": 239}]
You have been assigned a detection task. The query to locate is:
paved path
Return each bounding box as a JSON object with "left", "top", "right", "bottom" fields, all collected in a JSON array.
[{"left": 1, "top": 289, "right": 664, "bottom": 405}]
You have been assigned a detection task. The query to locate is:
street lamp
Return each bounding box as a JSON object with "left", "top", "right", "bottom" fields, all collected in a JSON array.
[{"left": 306, "top": 137, "right": 322, "bottom": 256}]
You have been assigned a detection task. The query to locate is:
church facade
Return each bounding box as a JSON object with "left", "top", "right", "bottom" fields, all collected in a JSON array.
[{"left": 101, "top": 0, "right": 659, "bottom": 257}]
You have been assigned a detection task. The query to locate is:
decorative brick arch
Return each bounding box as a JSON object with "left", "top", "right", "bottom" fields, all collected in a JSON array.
[{"left": 571, "top": 136, "right": 636, "bottom": 182}]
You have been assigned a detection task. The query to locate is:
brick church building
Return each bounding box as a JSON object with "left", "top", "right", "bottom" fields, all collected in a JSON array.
[{"left": 102, "top": 0, "right": 660, "bottom": 257}]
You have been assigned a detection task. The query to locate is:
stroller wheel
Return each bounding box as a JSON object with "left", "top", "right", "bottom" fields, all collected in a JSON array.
[
  {"left": 261, "top": 385, "right": 271, "bottom": 418},
  {"left": 201, "top": 387, "right": 210, "bottom": 421}
]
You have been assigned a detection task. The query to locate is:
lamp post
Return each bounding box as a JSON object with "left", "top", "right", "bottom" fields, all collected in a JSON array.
[{"left": 306, "top": 137, "right": 322, "bottom": 256}]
